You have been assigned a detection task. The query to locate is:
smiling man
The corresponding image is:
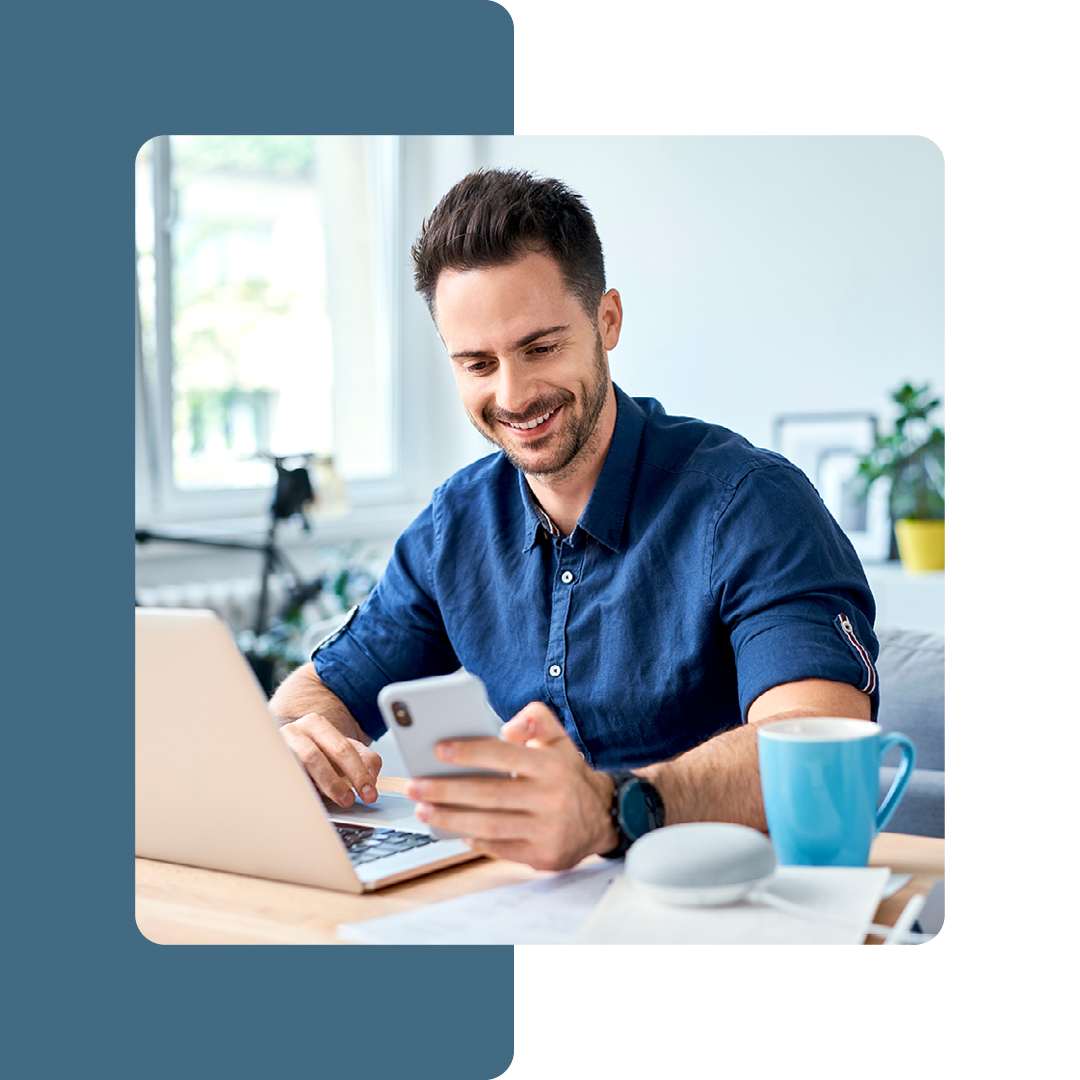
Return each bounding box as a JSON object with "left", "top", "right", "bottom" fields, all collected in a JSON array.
[{"left": 269, "top": 169, "right": 878, "bottom": 870}]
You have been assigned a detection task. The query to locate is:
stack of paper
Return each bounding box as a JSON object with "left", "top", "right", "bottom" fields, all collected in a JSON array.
[
  {"left": 575, "top": 866, "right": 891, "bottom": 944},
  {"left": 338, "top": 863, "right": 893, "bottom": 945}
]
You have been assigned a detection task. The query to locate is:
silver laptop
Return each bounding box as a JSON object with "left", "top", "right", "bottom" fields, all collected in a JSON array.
[{"left": 135, "top": 607, "right": 482, "bottom": 892}]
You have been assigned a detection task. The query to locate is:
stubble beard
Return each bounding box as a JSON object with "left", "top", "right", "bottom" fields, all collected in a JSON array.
[{"left": 473, "top": 334, "right": 610, "bottom": 481}]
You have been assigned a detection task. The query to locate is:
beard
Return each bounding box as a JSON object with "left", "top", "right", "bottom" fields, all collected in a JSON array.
[{"left": 473, "top": 333, "right": 610, "bottom": 479}]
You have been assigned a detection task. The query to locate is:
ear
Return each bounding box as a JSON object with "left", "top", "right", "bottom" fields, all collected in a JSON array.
[{"left": 596, "top": 288, "right": 622, "bottom": 351}]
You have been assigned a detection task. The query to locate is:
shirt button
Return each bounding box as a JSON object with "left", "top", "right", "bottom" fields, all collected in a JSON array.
[
  {"left": 561, "top": 571, "right": 574, "bottom": 584},
  {"left": 548, "top": 664, "right": 562, "bottom": 677}
]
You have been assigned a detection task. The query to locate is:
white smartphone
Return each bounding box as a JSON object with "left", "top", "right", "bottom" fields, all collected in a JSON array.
[{"left": 377, "top": 670, "right": 506, "bottom": 839}]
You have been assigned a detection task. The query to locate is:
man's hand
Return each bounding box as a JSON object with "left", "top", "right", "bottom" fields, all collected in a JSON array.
[
  {"left": 279, "top": 712, "right": 382, "bottom": 809},
  {"left": 270, "top": 663, "right": 382, "bottom": 808},
  {"left": 404, "top": 702, "right": 617, "bottom": 871}
]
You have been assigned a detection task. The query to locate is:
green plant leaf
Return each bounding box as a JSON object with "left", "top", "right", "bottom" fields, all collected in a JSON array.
[{"left": 852, "top": 381, "right": 944, "bottom": 520}]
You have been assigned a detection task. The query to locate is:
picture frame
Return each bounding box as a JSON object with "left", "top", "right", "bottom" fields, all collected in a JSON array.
[{"left": 772, "top": 412, "right": 892, "bottom": 563}]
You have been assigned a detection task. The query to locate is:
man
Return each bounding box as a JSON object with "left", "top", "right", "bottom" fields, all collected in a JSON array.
[{"left": 270, "top": 169, "right": 878, "bottom": 871}]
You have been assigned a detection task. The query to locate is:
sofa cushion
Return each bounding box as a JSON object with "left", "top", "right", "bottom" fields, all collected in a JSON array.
[
  {"left": 874, "top": 627, "right": 944, "bottom": 772},
  {"left": 879, "top": 766, "right": 944, "bottom": 839}
]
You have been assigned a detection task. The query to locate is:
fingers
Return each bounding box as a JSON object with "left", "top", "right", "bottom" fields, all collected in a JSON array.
[
  {"left": 501, "top": 701, "right": 573, "bottom": 748},
  {"left": 416, "top": 803, "right": 529, "bottom": 842},
  {"left": 430, "top": 735, "right": 534, "bottom": 776},
  {"left": 436, "top": 702, "right": 576, "bottom": 774},
  {"left": 401, "top": 701, "right": 613, "bottom": 870},
  {"left": 413, "top": 801, "right": 588, "bottom": 872},
  {"left": 280, "top": 713, "right": 382, "bottom": 807},
  {"left": 407, "top": 773, "right": 535, "bottom": 812}
]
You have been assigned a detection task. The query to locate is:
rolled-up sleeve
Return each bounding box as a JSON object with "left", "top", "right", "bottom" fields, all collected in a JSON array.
[
  {"left": 710, "top": 463, "right": 879, "bottom": 721},
  {"left": 312, "top": 501, "right": 460, "bottom": 739}
]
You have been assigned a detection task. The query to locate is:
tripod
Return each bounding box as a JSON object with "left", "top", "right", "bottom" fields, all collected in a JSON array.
[{"left": 135, "top": 453, "right": 324, "bottom": 636}]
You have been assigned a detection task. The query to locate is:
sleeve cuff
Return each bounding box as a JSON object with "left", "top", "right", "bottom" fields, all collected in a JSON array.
[{"left": 734, "top": 611, "right": 879, "bottom": 722}]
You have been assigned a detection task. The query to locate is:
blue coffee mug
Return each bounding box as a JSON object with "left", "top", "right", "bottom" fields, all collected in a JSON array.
[{"left": 757, "top": 719, "right": 916, "bottom": 866}]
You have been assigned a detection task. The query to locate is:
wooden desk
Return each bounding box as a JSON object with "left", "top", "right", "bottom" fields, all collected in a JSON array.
[{"left": 136, "top": 780, "right": 944, "bottom": 945}]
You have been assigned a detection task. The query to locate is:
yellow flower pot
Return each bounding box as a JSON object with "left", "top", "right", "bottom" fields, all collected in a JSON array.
[{"left": 894, "top": 519, "right": 945, "bottom": 573}]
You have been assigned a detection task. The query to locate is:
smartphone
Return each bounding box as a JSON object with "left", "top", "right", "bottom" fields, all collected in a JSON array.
[{"left": 377, "top": 670, "right": 506, "bottom": 838}]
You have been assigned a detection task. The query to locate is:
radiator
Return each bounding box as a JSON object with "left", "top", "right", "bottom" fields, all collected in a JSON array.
[{"left": 136, "top": 576, "right": 286, "bottom": 634}]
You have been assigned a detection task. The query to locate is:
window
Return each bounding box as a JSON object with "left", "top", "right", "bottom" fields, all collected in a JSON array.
[{"left": 136, "top": 135, "right": 400, "bottom": 521}]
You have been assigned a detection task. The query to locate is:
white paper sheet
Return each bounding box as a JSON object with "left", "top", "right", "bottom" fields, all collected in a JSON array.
[
  {"left": 337, "top": 862, "right": 622, "bottom": 945},
  {"left": 337, "top": 862, "right": 892, "bottom": 946},
  {"left": 575, "top": 866, "right": 891, "bottom": 944}
]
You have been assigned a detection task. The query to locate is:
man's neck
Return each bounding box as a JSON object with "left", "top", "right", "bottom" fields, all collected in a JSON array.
[{"left": 525, "top": 389, "right": 618, "bottom": 537}]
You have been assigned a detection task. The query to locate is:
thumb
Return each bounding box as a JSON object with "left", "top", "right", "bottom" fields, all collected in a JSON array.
[{"left": 502, "top": 701, "right": 572, "bottom": 748}]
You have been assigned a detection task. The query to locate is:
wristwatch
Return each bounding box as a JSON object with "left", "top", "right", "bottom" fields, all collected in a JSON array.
[{"left": 600, "top": 772, "right": 666, "bottom": 859}]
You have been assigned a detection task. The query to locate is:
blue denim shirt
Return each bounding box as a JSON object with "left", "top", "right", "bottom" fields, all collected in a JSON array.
[{"left": 313, "top": 387, "right": 878, "bottom": 771}]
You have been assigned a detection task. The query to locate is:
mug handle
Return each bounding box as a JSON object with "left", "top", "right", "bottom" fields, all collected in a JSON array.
[{"left": 875, "top": 732, "right": 917, "bottom": 835}]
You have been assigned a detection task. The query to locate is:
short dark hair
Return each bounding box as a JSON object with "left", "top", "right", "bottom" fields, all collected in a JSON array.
[{"left": 411, "top": 169, "right": 606, "bottom": 318}]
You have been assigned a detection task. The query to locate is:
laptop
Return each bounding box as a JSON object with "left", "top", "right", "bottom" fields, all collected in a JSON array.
[{"left": 135, "top": 607, "right": 483, "bottom": 892}]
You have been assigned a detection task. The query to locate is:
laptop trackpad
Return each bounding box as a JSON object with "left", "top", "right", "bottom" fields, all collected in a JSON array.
[{"left": 325, "top": 791, "right": 432, "bottom": 833}]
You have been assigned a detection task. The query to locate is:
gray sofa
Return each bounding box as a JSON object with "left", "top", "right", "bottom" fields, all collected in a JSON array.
[{"left": 874, "top": 627, "right": 945, "bottom": 839}]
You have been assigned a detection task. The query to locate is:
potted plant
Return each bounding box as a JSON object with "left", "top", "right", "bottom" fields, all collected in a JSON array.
[{"left": 855, "top": 382, "right": 945, "bottom": 573}]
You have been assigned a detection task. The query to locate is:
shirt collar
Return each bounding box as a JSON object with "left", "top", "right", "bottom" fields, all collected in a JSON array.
[
  {"left": 518, "top": 384, "right": 647, "bottom": 554},
  {"left": 519, "top": 478, "right": 559, "bottom": 550}
]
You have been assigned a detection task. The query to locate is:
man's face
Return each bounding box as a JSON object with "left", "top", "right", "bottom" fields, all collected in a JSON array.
[{"left": 433, "top": 250, "right": 621, "bottom": 480}]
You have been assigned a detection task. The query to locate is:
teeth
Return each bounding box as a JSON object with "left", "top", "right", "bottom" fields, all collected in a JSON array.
[{"left": 508, "top": 409, "right": 555, "bottom": 430}]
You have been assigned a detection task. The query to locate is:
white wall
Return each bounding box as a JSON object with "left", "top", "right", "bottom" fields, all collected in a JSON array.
[{"left": 419, "top": 135, "right": 945, "bottom": 455}]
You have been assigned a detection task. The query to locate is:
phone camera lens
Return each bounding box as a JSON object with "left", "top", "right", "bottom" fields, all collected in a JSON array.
[{"left": 391, "top": 702, "right": 412, "bottom": 726}]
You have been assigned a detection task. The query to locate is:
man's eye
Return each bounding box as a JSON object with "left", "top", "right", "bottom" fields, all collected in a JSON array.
[
  {"left": 465, "top": 361, "right": 492, "bottom": 374},
  {"left": 530, "top": 344, "right": 556, "bottom": 356}
]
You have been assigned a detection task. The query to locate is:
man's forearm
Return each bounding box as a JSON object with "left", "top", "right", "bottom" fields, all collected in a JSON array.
[
  {"left": 268, "top": 662, "right": 369, "bottom": 743},
  {"left": 636, "top": 678, "right": 873, "bottom": 831},
  {"left": 637, "top": 723, "right": 768, "bottom": 830}
]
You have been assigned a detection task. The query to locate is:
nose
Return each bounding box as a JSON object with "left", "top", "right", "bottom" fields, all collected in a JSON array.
[{"left": 493, "top": 359, "right": 538, "bottom": 418}]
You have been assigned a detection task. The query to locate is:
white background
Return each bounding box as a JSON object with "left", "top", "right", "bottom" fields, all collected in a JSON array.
[
  {"left": 495, "top": 1, "right": 1073, "bottom": 1077},
  {"left": 395, "top": 133, "right": 944, "bottom": 525},
  {"left": 479, "top": 135, "right": 943, "bottom": 454}
]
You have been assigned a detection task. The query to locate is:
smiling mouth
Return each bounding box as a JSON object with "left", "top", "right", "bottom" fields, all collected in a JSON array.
[{"left": 500, "top": 405, "right": 561, "bottom": 434}]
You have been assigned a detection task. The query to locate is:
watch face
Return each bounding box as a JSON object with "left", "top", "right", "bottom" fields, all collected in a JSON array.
[{"left": 619, "top": 780, "right": 652, "bottom": 840}]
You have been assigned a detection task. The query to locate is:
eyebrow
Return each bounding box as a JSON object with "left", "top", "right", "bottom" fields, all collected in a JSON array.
[{"left": 451, "top": 325, "right": 571, "bottom": 360}]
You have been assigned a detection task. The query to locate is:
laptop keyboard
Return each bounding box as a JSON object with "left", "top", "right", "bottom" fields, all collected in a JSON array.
[{"left": 334, "top": 824, "right": 439, "bottom": 866}]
